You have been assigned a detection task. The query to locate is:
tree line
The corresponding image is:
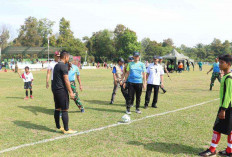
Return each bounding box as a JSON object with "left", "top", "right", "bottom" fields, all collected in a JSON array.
[{"left": 0, "top": 16, "right": 232, "bottom": 62}]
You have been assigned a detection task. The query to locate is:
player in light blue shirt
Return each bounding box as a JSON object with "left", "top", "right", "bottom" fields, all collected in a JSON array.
[
  {"left": 68, "top": 57, "right": 84, "bottom": 112},
  {"left": 207, "top": 58, "right": 221, "bottom": 90},
  {"left": 124, "top": 51, "right": 146, "bottom": 115}
]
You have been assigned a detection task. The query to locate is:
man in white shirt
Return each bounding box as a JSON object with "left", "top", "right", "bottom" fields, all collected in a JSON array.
[
  {"left": 46, "top": 51, "right": 60, "bottom": 89},
  {"left": 144, "top": 56, "right": 164, "bottom": 108}
]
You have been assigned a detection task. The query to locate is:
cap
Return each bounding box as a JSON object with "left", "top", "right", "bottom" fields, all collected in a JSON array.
[
  {"left": 54, "top": 51, "right": 60, "bottom": 57},
  {"left": 153, "top": 55, "right": 159, "bottom": 59},
  {"left": 128, "top": 56, "right": 134, "bottom": 61},
  {"left": 158, "top": 56, "right": 163, "bottom": 59},
  {"left": 133, "top": 51, "right": 140, "bottom": 57},
  {"left": 118, "top": 57, "right": 125, "bottom": 63}
]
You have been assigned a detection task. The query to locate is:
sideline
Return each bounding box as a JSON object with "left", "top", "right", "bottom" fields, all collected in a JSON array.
[{"left": 0, "top": 98, "right": 219, "bottom": 154}]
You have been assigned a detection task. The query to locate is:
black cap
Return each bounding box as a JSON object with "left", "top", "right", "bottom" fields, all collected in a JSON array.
[
  {"left": 133, "top": 51, "right": 140, "bottom": 57},
  {"left": 118, "top": 57, "right": 125, "bottom": 63},
  {"left": 128, "top": 56, "right": 134, "bottom": 61}
]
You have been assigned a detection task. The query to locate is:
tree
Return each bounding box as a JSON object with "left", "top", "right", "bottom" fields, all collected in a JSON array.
[
  {"left": 0, "top": 25, "right": 10, "bottom": 49},
  {"left": 162, "top": 38, "right": 174, "bottom": 47}
]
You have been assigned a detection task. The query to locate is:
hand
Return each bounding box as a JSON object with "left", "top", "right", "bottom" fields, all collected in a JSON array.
[
  {"left": 70, "top": 92, "right": 75, "bottom": 100},
  {"left": 119, "top": 81, "right": 123, "bottom": 86},
  {"left": 79, "top": 85, "right": 83, "bottom": 91},
  {"left": 46, "top": 82, "right": 49, "bottom": 89},
  {"left": 143, "top": 83, "right": 146, "bottom": 90},
  {"left": 114, "top": 80, "right": 118, "bottom": 86},
  {"left": 218, "top": 110, "right": 226, "bottom": 119},
  {"left": 160, "top": 84, "right": 164, "bottom": 89},
  {"left": 123, "top": 82, "right": 126, "bottom": 89}
]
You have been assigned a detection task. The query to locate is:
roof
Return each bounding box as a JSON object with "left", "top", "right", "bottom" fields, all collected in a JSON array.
[
  {"left": 2, "top": 46, "right": 62, "bottom": 55},
  {"left": 162, "top": 49, "right": 189, "bottom": 60}
]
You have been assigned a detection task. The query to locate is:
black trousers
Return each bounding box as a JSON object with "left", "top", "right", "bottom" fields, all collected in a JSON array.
[
  {"left": 127, "top": 82, "right": 143, "bottom": 109},
  {"left": 121, "top": 83, "right": 134, "bottom": 105},
  {"left": 145, "top": 84, "right": 159, "bottom": 106}
]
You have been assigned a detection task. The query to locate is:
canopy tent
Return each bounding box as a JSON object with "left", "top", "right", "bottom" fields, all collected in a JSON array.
[{"left": 162, "top": 49, "right": 191, "bottom": 71}]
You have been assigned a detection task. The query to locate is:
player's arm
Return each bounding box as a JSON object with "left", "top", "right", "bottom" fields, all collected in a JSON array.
[
  {"left": 63, "top": 75, "right": 74, "bottom": 99},
  {"left": 76, "top": 75, "right": 83, "bottom": 91},
  {"left": 207, "top": 67, "right": 213, "bottom": 74},
  {"left": 17, "top": 71, "right": 21, "bottom": 78},
  {"left": 143, "top": 72, "right": 146, "bottom": 90},
  {"left": 46, "top": 69, "right": 51, "bottom": 89},
  {"left": 219, "top": 78, "right": 232, "bottom": 119},
  {"left": 165, "top": 68, "right": 170, "bottom": 77}
]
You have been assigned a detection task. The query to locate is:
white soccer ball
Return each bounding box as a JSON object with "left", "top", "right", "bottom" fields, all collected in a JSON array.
[{"left": 121, "top": 114, "right": 131, "bottom": 123}]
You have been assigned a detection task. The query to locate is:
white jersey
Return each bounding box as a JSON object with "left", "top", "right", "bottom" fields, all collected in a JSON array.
[
  {"left": 147, "top": 63, "right": 164, "bottom": 85},
  {"left": 21, "top": 72, "right": 33, "bottom": 82},
  {"left": 47, "top": 61, "right": 58, "bottom": 80}
]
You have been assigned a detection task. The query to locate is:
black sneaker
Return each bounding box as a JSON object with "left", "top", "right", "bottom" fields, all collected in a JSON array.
[
  {"left": 219, "top": 149, "right": 232, "bottom": 157},
  {"left": 199, "top": 149, "right": 216, "bottom": 156},
  {"left": 109, "top": 101, "right": 113, "bottom": 104},
  {"left": 152, "top": 104, "right": 157, "bottom": 108}
]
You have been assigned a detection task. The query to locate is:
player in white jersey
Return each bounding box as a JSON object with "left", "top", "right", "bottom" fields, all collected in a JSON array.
[
  {"left": 17, "top": 66, "right": 34, "bottom": 100},
  {"left": 46, "top": 51, "right": 60, "bottom": 89}
]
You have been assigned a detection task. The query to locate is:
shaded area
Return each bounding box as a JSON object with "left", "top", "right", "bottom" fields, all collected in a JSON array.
[
  {"left": 85, "top": 106, "right": 125, "bottom": 113},
  {"left": 13, "top": 120, "right": 55, "bottom": 132},
  {"left": 127, "top": 141, "right": 203, "bottom": 155},
  {"left": 84, "top": 99, "right": 125, "bottom": 107},
  {"left": 6, "top": 97, "right": 23, "bottom": 99},
  {"left": 18, "top": 106, "right": 54, "bottom": 115}
]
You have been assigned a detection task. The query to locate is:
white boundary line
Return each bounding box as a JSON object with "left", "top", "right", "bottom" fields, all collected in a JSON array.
[{"left": 0, "top": 98, "right": 219, "bottom": 154}]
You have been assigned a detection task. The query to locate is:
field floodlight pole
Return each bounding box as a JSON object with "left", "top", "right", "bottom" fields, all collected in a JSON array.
[
  {"left": 85, "top": 50, "right": 87, "bottom": 63},
  {"left": 48, "top": 35, "right": 50, "bottom": 64}
]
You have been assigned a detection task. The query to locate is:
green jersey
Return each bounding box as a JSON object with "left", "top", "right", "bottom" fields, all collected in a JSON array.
[{"left": 220, "top": 73, "right": 232, "bottom": 109}]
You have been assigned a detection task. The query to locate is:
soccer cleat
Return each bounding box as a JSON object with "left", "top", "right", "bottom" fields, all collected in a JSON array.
[
  {"left": 135, "top": 109, "right": 142, "bottom": 114},
  {"left": 109, "top": 101, "right": 113, "bottom": 104},
  {"left": 56, "top": 127, "right": 64, "bottom": 133},
  {"left": 126, "top": 109, "right": 131, "bottom": 115},
  {"left": 218, "top": 149, "right": 232, "bottom": 157},
  {"left": 30, "top": 95, "right": 34, "bottom": 99},
  {"left": 199, "top": 149, "right": 216, "bottom": 156},
  {"left": 81, "top": 109, "right": 85, "bottom": 113},
  {"left": 63, "top": 129, "right": 77, "bottom": 134},
  {"left": 24, "top": 96, "right": 29, "bottom": 100}
]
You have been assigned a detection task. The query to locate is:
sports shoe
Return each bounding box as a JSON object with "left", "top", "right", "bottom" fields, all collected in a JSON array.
[
  {"left": 63, "top": 129, "right": 77, "bottom": 134},
  {"left": 126, "top": 109, "right": 131, "bottom": 115},
  {"left": 81, "top": 109, "right": 85, "bottom": 113},
  {"left": 219, "top": 149, "right": 232, "bottom": 156},
  {"left": 135, "top": 109, "right": 142, "bottom": 114},
  {"left": 24, "top": 96, "right": 29, "bottom": 100},
  {"left": 30, "top": 95, "right": 34, "bottom": 99},
  {"left": 152, "top": 104, "right": 157, "bottom": 108},
  {"left": 56, "top": 127, "right": 64, "bottom": 133},
  {"left": 199, "top": 149, "right": 216, "bottom": 156},
  {"left": 109, "top": 101, "right": 113, "bottom": 104}
]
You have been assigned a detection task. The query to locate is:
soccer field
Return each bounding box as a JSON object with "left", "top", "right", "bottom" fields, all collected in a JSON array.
[{"left": 0, "top": 66, "right": 226, "bottom": 156}]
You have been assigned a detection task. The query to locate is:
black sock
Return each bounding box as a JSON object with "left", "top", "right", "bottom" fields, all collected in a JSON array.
[
  {"left": 30, "top": 90, "right": 32, "bottom": 96},
  {"left": 26, "top": 90, "right": 28, "bottom": 97},
  {"left": 62, "top": 111, "right": 69, "bottom": 131},
  {"left": 54, "top": 110, "right": 61, "bottom": 129}
]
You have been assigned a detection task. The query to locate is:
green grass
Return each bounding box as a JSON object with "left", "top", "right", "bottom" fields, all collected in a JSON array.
[{"left": 0, "top": 66, "right": 226, "bottom": 156}]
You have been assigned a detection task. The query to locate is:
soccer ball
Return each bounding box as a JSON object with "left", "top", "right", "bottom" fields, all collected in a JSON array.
[{"left": 121, "top": 114, "right": 131, "bottom": 123}]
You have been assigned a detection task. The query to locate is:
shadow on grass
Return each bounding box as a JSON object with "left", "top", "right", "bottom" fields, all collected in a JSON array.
[
  {"left": 84, "top": 99, "right": 125, "bottom": 107},
  {"left": 18, "top": 106, "right": 54, "bottom": 115},
  {"left": 127, "top": 141, "right": 203, "bottom": 155},
  {"left": 6, "top": 97, "right": 23, "bottom": 99},
  {"left": 13, "top": 120, "right": 55, "bottom": 132},
  {"left": 85, "top": 106, "right": 125, "bottom": 113}
]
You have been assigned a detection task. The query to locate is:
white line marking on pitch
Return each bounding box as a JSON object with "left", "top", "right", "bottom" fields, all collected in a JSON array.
[{"left": 0, "top": 98, "right": 219, "bottom": 154}]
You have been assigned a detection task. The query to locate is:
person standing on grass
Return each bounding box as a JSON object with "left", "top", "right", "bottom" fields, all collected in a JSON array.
[
  {"left": 207, "top": 58, "right": 221, "bottom": 91},
  {"left": 17, "top": 66, "right": 34, "bottom": 100},
  {"left": 144, "top": 56, "right": 164, "bottom": 109},
  {"left": 124, "top": 51, "right": 146, "bottom": 114},
  {"left": 186, "top": 59, "right": 190, "bottom": 72},
  {"left": 199, "top": 54, "right": 232, "bottom": 157},
  {"left": 109, "top": 58, "right": 126, "bottom": 104},
  {"left": 68, "top": 56, "right": 85, "bottom": 113},
  {"left": 198, "top": 61, "right": 203, "bottom": 71},
  {"left": 46, "top": 51, "right": 60, "bottom": 89},
  {"left": 158, "top": 56, "right": 168, "bottom": 93},
  {"left": 52, "top": 51, "right": 76, "bottom": 134}
]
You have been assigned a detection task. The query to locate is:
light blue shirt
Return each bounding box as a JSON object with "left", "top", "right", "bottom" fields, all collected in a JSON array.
[
  {"left": 127, "top": 61, "right": 146, "bottom": 83},
  {"left": 68, "top": 65, "right": 80, "bottom": 81},
  {"left": 213, "top": 62, "right": 220, "bottom": 73}
]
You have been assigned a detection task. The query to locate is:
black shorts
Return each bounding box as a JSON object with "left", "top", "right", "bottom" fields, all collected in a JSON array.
[
  {"left": 24, "top": 82, "right": 32, "bottom": 89},
  {"left": 53, "top": 89, "right": 69, "bottom": 110}
]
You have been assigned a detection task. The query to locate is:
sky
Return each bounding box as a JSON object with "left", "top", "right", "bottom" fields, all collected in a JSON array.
[{"left": 0, "top": 0, "right": 232, "bottom": 47}]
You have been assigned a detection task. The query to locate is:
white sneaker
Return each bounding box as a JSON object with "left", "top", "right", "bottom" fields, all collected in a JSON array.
[
  {"left": 135, "top": 109, "right": 141, "bottom": 114},
  {"left": 126, "top": 110, "right": 131, "bottom": 115}
]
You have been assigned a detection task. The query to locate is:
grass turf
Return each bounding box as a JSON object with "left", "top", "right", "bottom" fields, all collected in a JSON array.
[{"left": 0, "top": 66, "right": 225, "bottom": 156}]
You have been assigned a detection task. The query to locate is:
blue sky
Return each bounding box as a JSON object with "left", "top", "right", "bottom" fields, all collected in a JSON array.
[{"left": 0, "top": 0, "right": 232, "bottom": 47}]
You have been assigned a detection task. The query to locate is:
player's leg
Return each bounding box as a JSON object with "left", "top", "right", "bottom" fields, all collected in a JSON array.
[
  {"left": 144, "top": 84, "right": 152, "bottom": 108},
  {"left": 135, "top": 83, "right": 143, "bottom": 114},
  {"left": 29, "top": 81, "right": 33, "bottom": 99},
  {"left": 217, "top": 73, "right": 221, "bottom": 83},
  {"left": 210, "top": 73, "right": 216, "bottom": 90},
  {"left": 126, "top": 83, "right": 135, "bottom": 114},
  {"left": 152, "top": 85, "right": 159, "bottom": 108},
  {"left": 120, "top": 84, "right": 128, "bottom": 105},
  {"left": 110, "top": 83, "right": 118, "bottom": 104},
  {"left": 199, "top": 130, "right": 220, "bottom": 156},
  {"left": 70, "top": 81, "right": 84, "bottom": 111}
]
